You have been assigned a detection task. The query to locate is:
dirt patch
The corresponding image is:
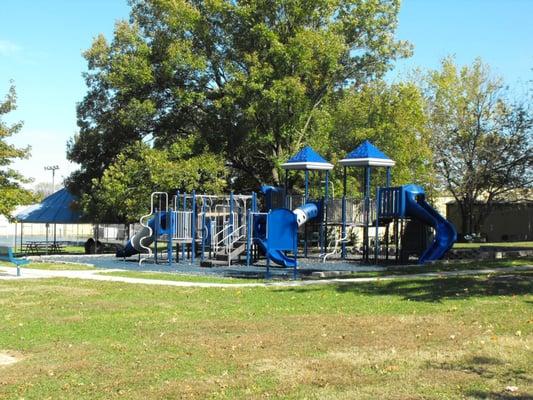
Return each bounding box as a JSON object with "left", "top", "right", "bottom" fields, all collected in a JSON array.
[{"left": 0, "top": 352, "right": 21, "bottom": 367}]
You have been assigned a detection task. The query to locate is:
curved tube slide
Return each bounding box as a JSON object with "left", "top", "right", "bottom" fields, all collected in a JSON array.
[
  {"left": 254, "top": 203, "right": 318, "bottom": 268},
  {"left": 402, "top": 184, "right": 457, "bottom": 263},
  {"left": 116, "top": 212, "right": 170, "bottom": 258}
]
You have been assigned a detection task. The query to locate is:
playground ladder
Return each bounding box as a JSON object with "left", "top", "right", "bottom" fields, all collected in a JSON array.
[{"left": 320, "top": 230, "right": 348, "bottom": 262}]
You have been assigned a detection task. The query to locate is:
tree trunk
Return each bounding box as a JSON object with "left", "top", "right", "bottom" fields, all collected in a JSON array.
[
  {"left": 271, "top": 166, "right": 280, "bottom": 186},
  {"left": 460, "top": 209, "right": 469, "bottom": 237}
]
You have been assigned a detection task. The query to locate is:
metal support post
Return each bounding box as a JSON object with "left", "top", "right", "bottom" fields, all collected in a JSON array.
[
  {"left": 375, "top": 188, "right": 380, "bottom": 263},
  {"left": 167, "top": 209, "right": 173, "bottom": 265},
  {"left": 191, "top": 190, "right": 196, "bottom": 263},
  {"left": 364, "top": 166, "right": 371, "bottom": 262},
  {"left": 284, "top": 169, "right": 289, "bottom": 208},
  {"left": 304, "top": 169, "right": 309, "bottom": 257},
  {"left": 322, "top": 170, "right": 329, "bottom": 257},
  {"left": 201, "top": 197, "right": 206, "bottom": 262},
  {"left": 181, "top": 192, "right": 186, "bottom": 261},
  {"left": 341, "top": 166, "right": 347, "bottom": 258},
  {"left": 246, "top": 208, "right": 252, "bottom": 267}
]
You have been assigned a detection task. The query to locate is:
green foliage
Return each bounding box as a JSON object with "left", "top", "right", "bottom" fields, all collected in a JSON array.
[
  {"left": 68, "top": 0, "right": 411, "bottom": 198},
  {"left": 0, "top": 83, "right": 34, "bottom": 217},
  {"left": 82, "top": 138, "right": 227, "bottom": 222},
  {"left": 305, "top": 81, "right": 434, "bottom": 197},
  {"left": 425, "top": 57, "right": 533, "bottom": 235}
]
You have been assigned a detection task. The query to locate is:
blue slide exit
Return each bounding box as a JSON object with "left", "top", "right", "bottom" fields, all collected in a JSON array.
[
  {"left": 403, "top": 185, "right": 457, "bottom": 263},
  {"left": 253, "top": 203, "right": 318, "bottom": 268},
  {"left": 255, "top": 238, "right": 298, "bottom": 267}
]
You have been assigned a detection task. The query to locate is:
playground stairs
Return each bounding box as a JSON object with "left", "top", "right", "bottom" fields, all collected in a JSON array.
[{"left": 213, "top": 240, "right": 248, "bottom": 264}]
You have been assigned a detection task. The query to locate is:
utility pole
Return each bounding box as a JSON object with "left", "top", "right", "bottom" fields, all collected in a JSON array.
[
  {"left": 44, "top": 165, "right": 59, "bottom": 247},
  {"left": 44, "top": 165, "right": 59, "bottom": 193}
]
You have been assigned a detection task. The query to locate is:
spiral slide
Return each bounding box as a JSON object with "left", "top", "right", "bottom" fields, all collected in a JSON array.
[
  {"left": 402, "top": 185, "right": 457, "bottom": 263},
  {"left": 116, "top": 212, "right": 169, "bottom": 258}
]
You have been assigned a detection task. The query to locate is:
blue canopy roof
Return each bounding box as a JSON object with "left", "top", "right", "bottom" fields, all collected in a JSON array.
[
  {"left": 281, "top": 146, "right": 333, "bottom": 170},
  {"left": 16, "top": 188, "right": 82, "bottom": 224},
  {"left": 339, "top": 140, "right": 395, "bottom": 167}
]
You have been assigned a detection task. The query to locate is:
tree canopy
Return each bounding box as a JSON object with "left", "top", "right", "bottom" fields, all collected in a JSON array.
[
  {"left": 323, "top": 81, "right": 434, "bottom": 195},
  {"left": 425, "top": 57, "right": 533, "bottom": 236},
  {"left": 81, "top": 137, "right": 228, "bottom": 223},
  {"left": 68, "top": 0, "right": 411, "bottom": 210},
  {"left": 0, "top": 83, "right": 34, "bottom": 217}
]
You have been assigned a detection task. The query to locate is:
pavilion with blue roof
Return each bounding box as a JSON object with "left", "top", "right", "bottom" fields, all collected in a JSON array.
[
  {"left": 16, "top": 188, "right": 81, "bottom": 224},
  {"left": 15, "top": 188, "right": 82, "bottom": 252}
]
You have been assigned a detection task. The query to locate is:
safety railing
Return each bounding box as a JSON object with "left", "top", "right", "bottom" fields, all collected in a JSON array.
[
  {"left": 325, "top": 197, "right": 375, "bottom": 225},
  {"left": 377, "top": 187, "right": 403, "bottom": 218},
  {"left": 172, "top": 211, "right": 193, "bottom": 241},
  {"left": 212, "top": 212, "right": 240, "bottom": 252}
]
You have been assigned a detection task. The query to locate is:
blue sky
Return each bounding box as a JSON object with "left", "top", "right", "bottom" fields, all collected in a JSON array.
[{"left": 1, "top": 0, "right": 532, "bottom": 186}]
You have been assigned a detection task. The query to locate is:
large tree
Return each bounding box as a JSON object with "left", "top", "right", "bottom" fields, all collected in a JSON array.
[
  {"left": 0, "top": 83, "right": 34, "bottom": 217},
  {"left": 426, "top": 58, "right": 533, "bottom": 236},
  {"left": 68, "top": 0, "right": 411, "bottom": 197}
]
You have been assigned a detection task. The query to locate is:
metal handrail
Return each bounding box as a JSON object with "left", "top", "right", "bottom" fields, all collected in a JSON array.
[
  {"left": 226, "top": 223, "right": 247, "bottom": 266},
  {"left": 213, "top": 223, "right": 233, "bottom": 252}
]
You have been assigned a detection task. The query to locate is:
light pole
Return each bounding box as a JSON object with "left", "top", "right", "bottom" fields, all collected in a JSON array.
[
  {"left": 44, "top": 165, "right": 59, "bottom": 248},
  {"left": 44, "top": 165, "right": 59, "bottom": 193}
]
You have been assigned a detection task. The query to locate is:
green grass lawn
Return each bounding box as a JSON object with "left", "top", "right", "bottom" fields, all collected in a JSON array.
[
  {"left": 0, "top": 270, "right": 531, "bottom": 399},
  {"left": 454, "top": 241, "right": 533, "bottom": 249}
]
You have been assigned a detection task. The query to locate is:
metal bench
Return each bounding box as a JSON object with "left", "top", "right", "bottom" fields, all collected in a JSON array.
[{"left": 0, "top": 246, "right": 29, "bottom": 277}]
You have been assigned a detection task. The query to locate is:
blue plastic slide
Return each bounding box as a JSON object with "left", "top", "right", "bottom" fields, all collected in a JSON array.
[
  {"left": 402, "top": 185, "right": 457, "bottom": 263},
  {"left": 116, "top": 212, "right": 170, "bottom": 258},
  {"left": 253, "top": 203, "right": 318, "bottom": 267}
]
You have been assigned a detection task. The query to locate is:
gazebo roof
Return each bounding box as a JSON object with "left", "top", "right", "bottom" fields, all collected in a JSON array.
[
  {"left": 16, "top": 188, "right": 82, "bottom": 224},
  {"left": 281, "top": 146, "right": 333, "bottom": 170},
  {"left": 339, "top": 140, "right": 395, "bottom": 167}
]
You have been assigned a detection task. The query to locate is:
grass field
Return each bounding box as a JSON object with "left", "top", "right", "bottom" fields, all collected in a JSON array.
[{"left": 1, "top": 265, "right": 532, "bottom": 399}]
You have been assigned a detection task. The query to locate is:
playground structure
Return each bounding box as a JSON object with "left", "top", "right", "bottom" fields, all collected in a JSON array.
[{"left": 116, "top": 141, "right": 457, "bottom": 276}]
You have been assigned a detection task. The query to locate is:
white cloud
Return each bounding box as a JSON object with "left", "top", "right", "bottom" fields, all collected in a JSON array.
[{"left": 0, "top": 39, "right": 21, "bottom": 56}]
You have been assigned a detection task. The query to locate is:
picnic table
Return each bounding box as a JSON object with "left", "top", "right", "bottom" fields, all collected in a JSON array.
[{"left": 24, "top": 241, "right": 65, "bottom": 254}]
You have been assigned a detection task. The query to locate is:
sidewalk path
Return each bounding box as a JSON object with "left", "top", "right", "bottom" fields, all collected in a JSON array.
[{"left": 0, "top": 265, "right": 531, "bottom": 288}]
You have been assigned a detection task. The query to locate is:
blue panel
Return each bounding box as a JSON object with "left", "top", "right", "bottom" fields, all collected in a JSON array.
[
  {"left": 377, "top": 186, "right": 405, "bottom": 218},
  {"left": 345, "top": 140, "right": 392, "bottom": 161},
  {"left": 267, "top": 209, "right": 297, "bottom": 251}
]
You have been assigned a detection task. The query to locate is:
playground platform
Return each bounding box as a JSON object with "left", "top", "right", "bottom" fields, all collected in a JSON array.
[{"left": 32, "top": 254, "right": 386, "bottom": 280}]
